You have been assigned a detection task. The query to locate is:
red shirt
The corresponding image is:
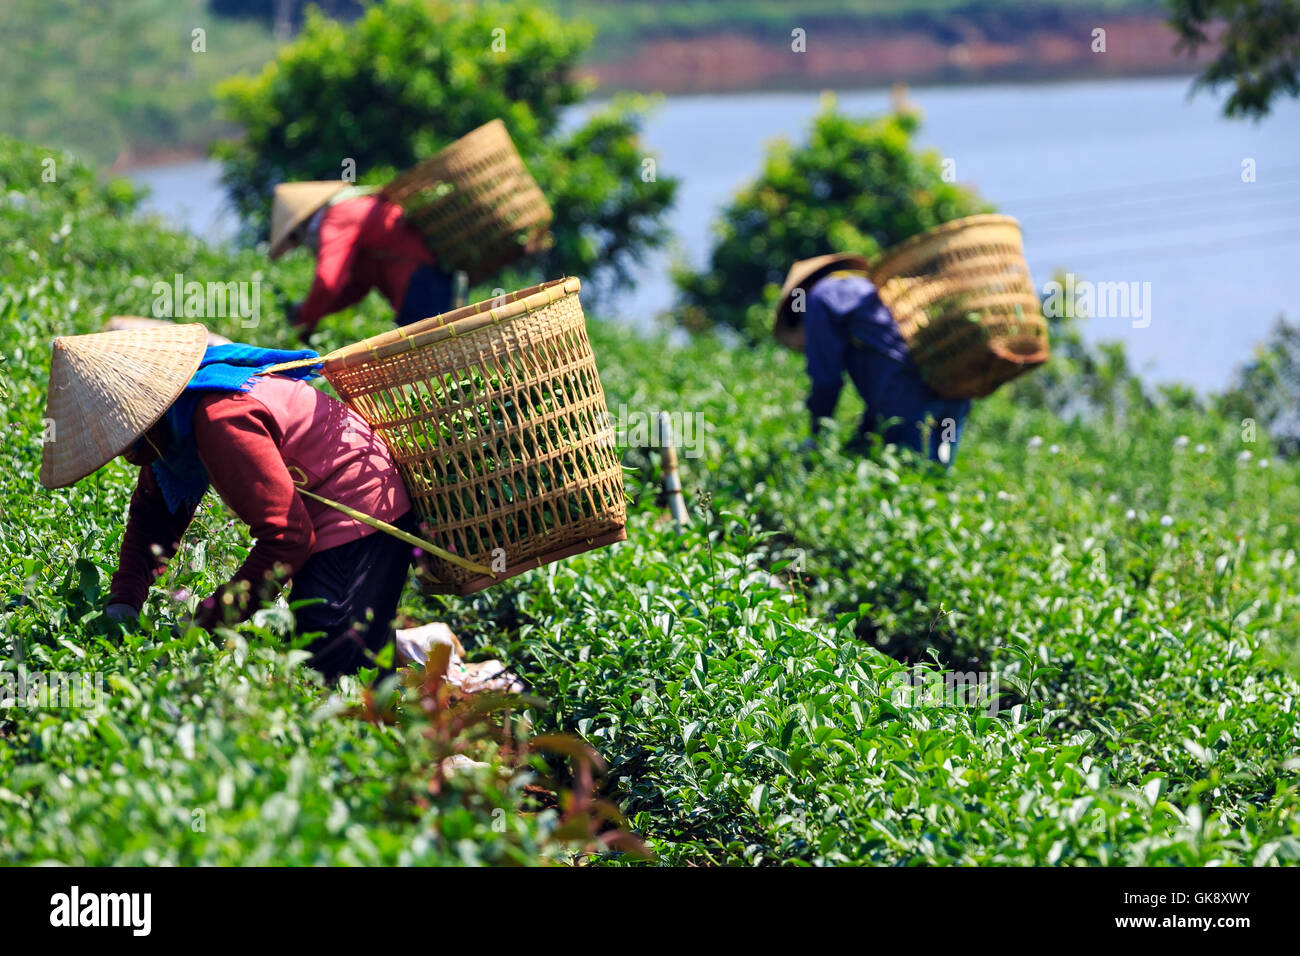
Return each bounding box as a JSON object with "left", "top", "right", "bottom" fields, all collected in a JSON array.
[
  {"left": 108, "top": 376, "right": 412, "bottom": 627},
  {"left": 297, "top": 194, "right": 437, "bottom": 330}
]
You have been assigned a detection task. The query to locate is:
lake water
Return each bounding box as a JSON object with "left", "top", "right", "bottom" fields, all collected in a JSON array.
[{"left": 131, "top": 75, "right": 1300, "bottom": 391}]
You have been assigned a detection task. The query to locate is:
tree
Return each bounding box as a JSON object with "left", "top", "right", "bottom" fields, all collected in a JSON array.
[
  {"left": 1168, "top": 0, "right": 1300, "bottom": 119},
  {"left": 1218, "top": 315, "right": 1300, "bottom": 455},
  {"left": 672, "top": 98, "right": 987, "bottom": 340},
  {"left": 213, "top": 0, "right": 676, "bottom": 298}
]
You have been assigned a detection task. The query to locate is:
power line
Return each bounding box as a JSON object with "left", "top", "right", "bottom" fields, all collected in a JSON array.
[
  {"left": 1013, "top": 177, "right": 1300, "bottom": 220},
  {"left": 997, "top": 165, "right": 1300, "bottom": 213},
  {"left": 1023, "top": 196, "right": 1300, "bottom": 238},
  {"left": 1027, "top": 225, "right": 1300, "bottom": 270}
]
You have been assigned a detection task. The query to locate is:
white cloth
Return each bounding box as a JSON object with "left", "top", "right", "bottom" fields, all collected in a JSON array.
[{"left": 394, "top": 622, "right": 525, "bottom": 694}]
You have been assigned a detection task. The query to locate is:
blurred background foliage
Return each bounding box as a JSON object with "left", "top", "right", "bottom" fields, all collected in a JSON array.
[
  {"left": 213, "top": 0, "right": 678, "bottom": 298},
  {"left": 1219, "top": 318, "right": 1300, "bottom": 456},
  {"left": 1167, "top": 0, "right": 1300, "bottom": 119},
  {"left": 4, "top": 0, "right": 1293, "bottom": 175},
  {"left": 0, "top": 0, "right": 277, "bottom": 168},
  {"left": 0, "top": 0, "right": 1293, "bottom": 445},
  {"left": 673, "top": 101, "right": 989, "bottom": 340}
]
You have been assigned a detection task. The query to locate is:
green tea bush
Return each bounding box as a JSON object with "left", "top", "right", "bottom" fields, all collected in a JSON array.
[
  {"left": 3, "top": 135, "right": 1299, "bottom": 865},
  {"left": 448, "top": 320, "right": 1300, "bottom": 864},
  {"left": 0, "top": 138, "right": 624, "bottom": 864}
]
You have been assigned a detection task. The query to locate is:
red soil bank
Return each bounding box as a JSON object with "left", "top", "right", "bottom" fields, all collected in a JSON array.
[{"left": 582, "top": 15, "right": 1216, "bottom": 94}]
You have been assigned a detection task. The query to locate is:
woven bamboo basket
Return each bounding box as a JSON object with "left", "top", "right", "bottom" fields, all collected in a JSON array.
[
  {"left": 297, "top": 277, "right": 625, "bottom": 595},
  {"left": 870, "top": 214, "right": 1049, "bottom": 399},
  {"left": 380, "top": 119, "right": 553, "bottom": 286}
]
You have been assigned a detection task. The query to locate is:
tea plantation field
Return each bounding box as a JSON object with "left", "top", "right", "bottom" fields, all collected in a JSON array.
[{"left": 2, "top": 138, "right": 1299, "bottom": 865}]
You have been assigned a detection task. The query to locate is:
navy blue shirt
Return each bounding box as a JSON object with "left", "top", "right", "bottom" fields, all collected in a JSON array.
[{"left": 803, "top": 273, "right": 972, "bottom": 461}]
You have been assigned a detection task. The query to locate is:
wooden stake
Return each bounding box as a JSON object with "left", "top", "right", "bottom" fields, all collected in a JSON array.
[{"left": 657, "top": 412, "right": 689, "bottom": 531}]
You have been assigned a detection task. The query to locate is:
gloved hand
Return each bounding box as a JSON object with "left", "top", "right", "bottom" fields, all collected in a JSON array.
[
  {"left": 395, "top": 622, "right": 462, "bottom": 666},
  {"left": 104, "top": 603, "right": 139, "bottom": 626}
]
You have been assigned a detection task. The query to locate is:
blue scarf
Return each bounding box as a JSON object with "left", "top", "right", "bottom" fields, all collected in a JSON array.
[{"left": 151, "top": 344, "right": 321, "bottom": 513}]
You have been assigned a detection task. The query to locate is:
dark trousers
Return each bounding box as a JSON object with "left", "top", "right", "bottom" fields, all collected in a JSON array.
[
  {"left": 859, "top": 399, "right": 972, "bottom": 465},
  {"left": 396, "top": 265, "right": 455, "bottom": 326},
  {"left": 292, "top": 510, "right": 419, "bottom": 680}
]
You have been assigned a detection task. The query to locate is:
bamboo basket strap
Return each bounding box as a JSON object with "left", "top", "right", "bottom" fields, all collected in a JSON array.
[
  {"left": 287, "top": 469, "right": 495, "bottom": 578},
  {"left": 260, "top": 356, "right": 329, "bottom": 375}
]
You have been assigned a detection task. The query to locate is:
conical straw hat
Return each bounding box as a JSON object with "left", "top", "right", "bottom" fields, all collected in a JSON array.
[
  {"left": 104, "top": 314, "right": 232, "bottom": 346},
  {"left": 268, "top": 181, "right": 346, "bottom": 260},
  {"left": 773, "top": 252, "right": 872, "bottom": 352},
  {"left": 39, "top": 324, "right": 209, "bottom": 489}
]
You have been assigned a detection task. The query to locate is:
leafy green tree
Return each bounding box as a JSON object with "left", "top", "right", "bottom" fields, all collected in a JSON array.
[
  {"left": 213, "top": 0, "right": 677, "bottom": 297},
  {"left": 1218, "top": 315, "right": 1300, "bottom": 455},
  {"left": 1168, "top": 0, "right": 1300, "bottom": 118},
  {"left": 673, "top": 98, "right": 987, "bottom": 340}
]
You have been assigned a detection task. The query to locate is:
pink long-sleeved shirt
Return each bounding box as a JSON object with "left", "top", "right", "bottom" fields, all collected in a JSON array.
[{"left": 108, "top": 375, "right": 412, "bottom": 625}]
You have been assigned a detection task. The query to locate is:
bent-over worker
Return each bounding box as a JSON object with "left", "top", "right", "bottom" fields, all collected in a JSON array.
[
  {"left": 269, "top": 181, "right": 455, "bottom": 342},
  {"left": 774, "top": 253, "right": 972, "bottom": 464},
  {"left": 41, "top": 324, "right": 437, "bottom": 679}
]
